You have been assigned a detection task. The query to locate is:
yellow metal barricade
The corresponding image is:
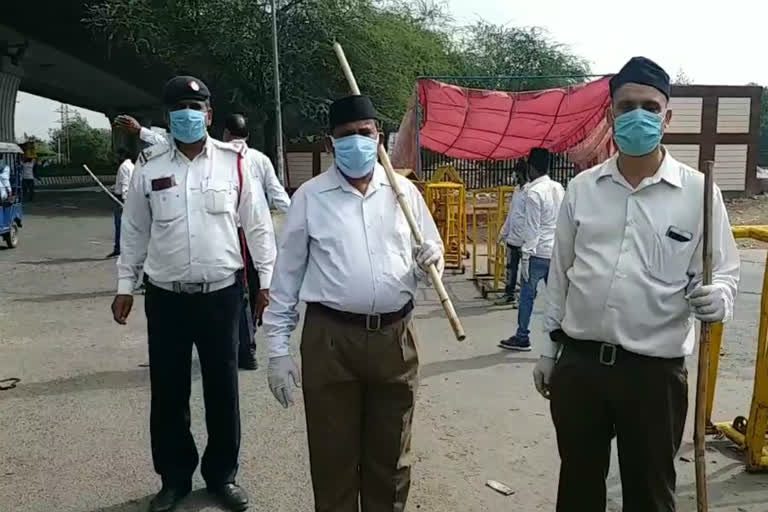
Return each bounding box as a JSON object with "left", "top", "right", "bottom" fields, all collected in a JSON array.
[
  {"left": 425, "top": 182, "right": 466, "bottom": 272},
  {"left": 468, "top": 186, "right": 514, "bottom": 298},
  {"left": 707, "top": 225, "right": 768, "bottom": 471}
]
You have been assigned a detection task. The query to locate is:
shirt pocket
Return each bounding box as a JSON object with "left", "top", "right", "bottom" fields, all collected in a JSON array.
[
  {"left": 203, "top": 180, "right": 235, "bottom": 214},
  {"left": 150, "top": 187, "right": 184, "bottom": 222},
  {"left": 649, "top": 231, "right": 696, "bottom": 286}
]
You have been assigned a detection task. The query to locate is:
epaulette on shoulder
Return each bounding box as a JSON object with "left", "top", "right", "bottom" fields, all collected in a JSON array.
[
  {"left": 138, "top": 144, "right": 170, "bottom": 165},
  {"left": 212, "top": 138, "right": 248, "bottom": 156}
]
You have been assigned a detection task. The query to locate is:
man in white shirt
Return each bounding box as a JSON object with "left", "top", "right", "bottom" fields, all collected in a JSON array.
[
  {"left": 21, "top": 157, "right": 35, "bottom": 202},
  {"left": 263, "top": 95, "right": 443, "bottom": 512},
  {"left": 496, "top": 160, "right": 529, "bottom": 306},
  {"left": 499, "top": 148, "right": 564, "bottom": 351},
  {"left": 0, "top": 164, "right": 11, "bottom": 202},
  {"left": 533, "top": 57, "right": 740, "bottom": 512},
  {"left": 111, "top": 76, "right": 276, "bottom": 512},
  {"left": 107, "top": 150, "right": 135, "bottom": 258},
  {"left": 222, "top": 113, "right": 291, "bottom": 370}
]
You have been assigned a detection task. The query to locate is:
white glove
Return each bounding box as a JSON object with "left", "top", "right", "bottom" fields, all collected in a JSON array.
[
  {"left": 521, "top": 256, "right": 530, "bottom": 283},
  {"left": 532, "top": 356, "right": 556, "bottom": 399},
  {"left": 414, "top": 239, "right": 443, "bottom": 272},
  {"left": 687, "top": 284, "right": 727, "bottom": 323},
  {"left": 267, "top": 355, "right": 301, "bottom": 408}
]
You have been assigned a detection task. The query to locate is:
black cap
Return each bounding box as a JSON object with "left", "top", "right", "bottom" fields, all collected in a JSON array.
[
  {"left": 329, "top": 95, "right": 378, "bottom": 129},
  {"left": 609, "top": 57, "right": 670, "bottom": 99},
  {"left": 162, "top": 76, "right": 211, "bottom": 106},
  {"left": 528, "top": 147, "right": 550, "bottom": 173}
]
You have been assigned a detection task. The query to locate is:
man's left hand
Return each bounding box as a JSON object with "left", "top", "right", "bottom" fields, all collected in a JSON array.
[
  {"left": 255, "top": 289, "right": 270, "bottom": 326},
  {"left": 414, "top": 240, "right": 442, "bottom": 272},
  {"left": 687, "top": 284, "right": 726, "bottom": 323},
  {"left": 521, "top": 257, "right": 530, "bottom": 282}
]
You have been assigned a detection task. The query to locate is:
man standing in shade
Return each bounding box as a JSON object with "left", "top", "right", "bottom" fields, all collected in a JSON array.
[
  {"left": 499, "top": 148, "right": 564, "bottom": 351},
  {"left": 263, "top": 95, "right": 443, "bottom": 512},
  {"left": 533, "top": 57, "right": 740, "bottom": 511},
  {"left": 496, "top": 160, "right": 530, "bottom": 306},
  {"left": 112, "top": 76, "right": 275, "bottom": 512}
]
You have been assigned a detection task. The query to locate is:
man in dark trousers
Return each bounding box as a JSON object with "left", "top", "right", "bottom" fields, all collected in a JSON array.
[
  {"left": 535, "top": 57, "right": 740, "bottom": 511},
  {"left": 111, "top": 76, "right": 275, "bottom": 512}
]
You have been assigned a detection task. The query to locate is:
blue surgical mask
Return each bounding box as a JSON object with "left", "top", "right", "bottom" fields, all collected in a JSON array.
[
  {"left": 613, "top": 108, "right": 665, "bottom": 156},
  {"left": 169, "top": 109, "right": 208, "bottom": 144},
  {"left": 332, "top": 134, "right": 378, "bottom": 178}
]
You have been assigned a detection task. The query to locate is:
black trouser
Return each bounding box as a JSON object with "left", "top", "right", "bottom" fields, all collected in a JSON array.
[
  {"left": 22, "top": 179, "right": 34, "bottom": 201},
  {"left": 505, "top": 244, "right": 521, "bottom": 297},
  {"left": 549, "top": 337, "right": 688, "bottom": 512},
  {"left": 238, "top": 242, "right": 260, "bottom": 361},
  {"left": 145, "top": 279, "right": 243, "bottom": 488}
]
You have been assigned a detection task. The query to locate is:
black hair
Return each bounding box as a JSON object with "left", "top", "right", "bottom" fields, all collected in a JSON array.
[
  {"left": 225, "top": 113, "right": 249, "bottom": 138},
  {"left": 528, "top": 148, "right": 550, "bottom": 174}
]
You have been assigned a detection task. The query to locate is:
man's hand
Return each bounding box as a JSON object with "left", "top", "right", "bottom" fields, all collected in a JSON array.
[
  {"left": 521, "top": 256, "right": 530, "bottom": 282},
  {"left": 255, "top": 289, "right": 270, "bottom": 326},
  {"left": 113, "top": 115, "right": 141, "bottom": 136},
  {"left": 687, "top": 284, "right": 726, "bottom": 323},
  {"left": 267, "top": 355, "right": 301, "bottom": 408},
  {"left": 533, "top": 356, "right": 556, "bottom": 399},
  {"left": 414, "top": 239, "right": 442, "bottom": 272},
  {"left": 111, "top": 295, "right": 134, "bottom": 325}
]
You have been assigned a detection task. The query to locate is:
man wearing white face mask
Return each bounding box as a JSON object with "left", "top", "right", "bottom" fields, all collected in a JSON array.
[
  {"left": 263, "top": 95, "right": 443, "bottom": 512},
  {"left": 534, "top": 57, "right": 739, "bottom": 511}
]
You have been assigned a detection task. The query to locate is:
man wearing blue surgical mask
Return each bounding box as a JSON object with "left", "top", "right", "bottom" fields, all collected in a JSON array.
[
  {"left": 264, "top": 95, "right": 443, "bottom": 512},
  {"left": 534, "top": 57, "right": 740, "bottom": 511},
  {"left": 112, "top": 76, "right": 276, "bottom": 512}
]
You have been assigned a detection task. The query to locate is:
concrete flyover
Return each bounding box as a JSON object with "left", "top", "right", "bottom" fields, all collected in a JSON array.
[{"left": 1, "top": 1, "right": 172, "bottom": 144}]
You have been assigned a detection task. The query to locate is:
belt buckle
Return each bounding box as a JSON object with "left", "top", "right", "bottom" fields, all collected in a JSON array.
[
  {"left": 366, "top": 314, "right": 381, "bottom": 331},
  {"left": 599, "top": 343, "right": 617, "bottom": 366},
  {"left": 177, "top": 283, "right": 203, "bottom": 294}
]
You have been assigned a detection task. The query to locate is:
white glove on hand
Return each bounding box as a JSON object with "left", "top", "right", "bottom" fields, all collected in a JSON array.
[
  {"left": 521, "top": 256, "right": 530, "bottom": 283},
  {"left": 267, "top": 355, "right": 301, "bottom": 408},
  {"left": 533, "top": 356, "right": 556, "bottom": 399},
  {"left": 414, "top": 239, "right": 443, "bottom": 272},
  {"left": 687, "top": 284, "right": 727, "bottom": 323}
]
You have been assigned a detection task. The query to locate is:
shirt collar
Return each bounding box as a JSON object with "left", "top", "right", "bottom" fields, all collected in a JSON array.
[
  {"left": 528, "top": 174, "right": 550, "bottom": 187},
  {"left": 320, "top": 163, "right": 389, "bottom": 196},
  {"left": 598, "top": 147, "right": 682, "bottom": 189},
  {"left": 170, "top": 136, "right": 213, "bottom": 162}
]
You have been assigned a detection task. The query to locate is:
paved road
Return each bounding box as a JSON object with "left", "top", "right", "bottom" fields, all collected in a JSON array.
[{"left": 1, "top": 189, "right": 768, "bottom": 511}]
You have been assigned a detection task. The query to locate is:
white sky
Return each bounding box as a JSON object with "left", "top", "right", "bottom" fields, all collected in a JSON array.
[{"left": 14, "top": 0, "right": 766, "bottom": 141}]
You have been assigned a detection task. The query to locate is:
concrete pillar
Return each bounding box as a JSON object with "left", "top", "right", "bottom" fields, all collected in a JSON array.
[{"left": 0, "top": 57, "right": 23, "bottom": 143}]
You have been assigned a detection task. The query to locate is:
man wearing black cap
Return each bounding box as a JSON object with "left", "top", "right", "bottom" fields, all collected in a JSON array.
[
  {"left": 112, "top": 76, "right": 276, "bottom": 512},
  {"left": 499, "top": 147, "right": 564, "bottom": 351},
  {"left": 533, "top": 57, "right": 740, "bottom": 511},
  {"left": 262, "top": 95, "right": 443, "bottom": 512}
]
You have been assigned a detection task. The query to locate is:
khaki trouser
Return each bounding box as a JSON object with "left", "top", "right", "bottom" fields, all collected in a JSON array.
[{"left": 301, "top": 304, "right": 420, "bottom": 512}]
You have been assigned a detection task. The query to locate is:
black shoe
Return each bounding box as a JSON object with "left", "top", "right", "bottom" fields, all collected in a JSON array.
[
  {"left": 107, "top": 250, "right": 120, "bottom": 258},
  {"left": 209, "top": 483, "right": 249, "bottom": 511},
  {"left": 148, "top": 485, "right": 191, "bottom": 512},
  {"left": 498, "top": 336, "right": 532, "bottom": 352},
  {"left": 238, "top": 355, "right": 258, "bottom": 370}
]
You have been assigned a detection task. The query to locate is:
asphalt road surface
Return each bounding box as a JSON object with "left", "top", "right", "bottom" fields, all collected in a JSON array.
[{"left": 1, "top": 189, "right": 768, "bottom": 511}]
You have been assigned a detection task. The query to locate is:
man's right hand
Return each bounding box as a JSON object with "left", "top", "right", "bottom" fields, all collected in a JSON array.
[
  {"left": 533, "top": 356, "right": 556, "bottom": 399},
  {"left": 111, "top": 295, "right": 134, "bottom": 325},
  {"left": 267, "top": 355, "right": 301, "bottom": 408},
  {"left": 113, "top": 115, "right": 141, "bottom": 136}
]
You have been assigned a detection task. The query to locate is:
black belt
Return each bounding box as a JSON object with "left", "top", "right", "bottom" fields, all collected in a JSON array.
[
  {"left": 308, "top": 301, "right": 414, "bottom": 331},
  {"left": 551, "top": 329, "right": 683, "bottom": 367}
]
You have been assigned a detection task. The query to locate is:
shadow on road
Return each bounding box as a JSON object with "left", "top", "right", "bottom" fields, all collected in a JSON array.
[
  {"left": 85, "top": 489, "right": 217, "bottom": 512},
  {"left": 421, "top": 351, "right": 538, "bottom": 379}
]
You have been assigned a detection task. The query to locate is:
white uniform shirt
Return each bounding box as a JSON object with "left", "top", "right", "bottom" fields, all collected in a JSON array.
[
  {"left": 499, "top": 183, "right": 528, "bottom": 247},
  {"left": 543, "top": 150, "right": 740, "bottom": 358},
  {"left": 113, "top": 159, "right": 135, "bottom": 199},
  {"left": 116, "top": 137, "right": 276, "bottom": 295},
  {"left": 521, "top": 175, "right": 564, "bottom": 259},
  {"left": 22, "top": 161, "right": 35, "bottom": 180},
  {"left": 263, "top": 164, "right": 442, "bottom": 358},
  {"left": 0, "top": 165, "right": 10, "bottom": 200},
  {"left": 229, "top": 139, "right": 291, "bottom": 213},
  {"left": 139, "top": 127, "right": 169, "bottom": 147}
]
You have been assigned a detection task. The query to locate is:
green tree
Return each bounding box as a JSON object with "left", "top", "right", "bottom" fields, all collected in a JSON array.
[{"left": 49, "top": 113, "right": 112, "bottom": 166}]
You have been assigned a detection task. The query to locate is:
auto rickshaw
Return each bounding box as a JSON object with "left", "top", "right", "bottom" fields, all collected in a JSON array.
[{"left": 0, "top": 142, "right": 24, "bottom": 248}]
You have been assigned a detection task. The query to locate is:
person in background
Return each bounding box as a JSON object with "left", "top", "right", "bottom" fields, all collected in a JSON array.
[
  {"left": 21, "top": 156, "right": 35, "bottom": 202},
  {"left": 499, "top": 147, "right": 564, "bottom": 351},
  {"left": 264, "top": 95, "right": 443, "bottom": 512},
  {"left": 107, "top": 149, "right": 135, "bottom": 258},
  {"left": 495, "top": 159, "right": 530, "bottom": 306},
  {"left": 0, "top": 163, "right": 11, "bottom": 202},
  {"left": 221, "top": 113, "right": 290, "bottom": 370},
  {"left": 112, "top": 76, "right": 276, "bottom": 512},
  {"left": 113, "top": 114, "right": 169, "bottom": 147},
  {"left": 534, "top": 57, "right": 740, "bottom": 512}
]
